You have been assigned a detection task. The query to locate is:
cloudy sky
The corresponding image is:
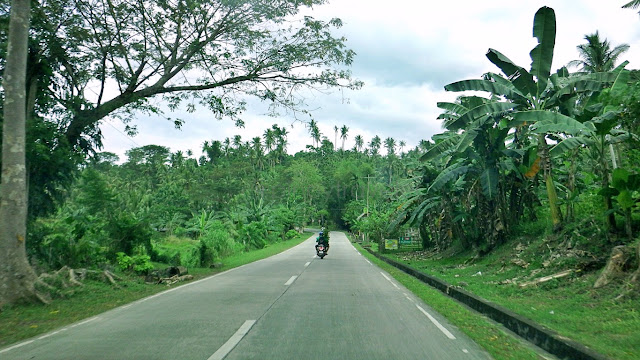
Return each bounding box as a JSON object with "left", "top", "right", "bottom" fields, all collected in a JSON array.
[{"left": 99, "top": 1, "right": 640, "bottom": 160}]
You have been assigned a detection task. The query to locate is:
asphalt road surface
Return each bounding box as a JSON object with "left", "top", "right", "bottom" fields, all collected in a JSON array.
[{"left": 0, "top": 232, "right": 491, "bottom": 360}]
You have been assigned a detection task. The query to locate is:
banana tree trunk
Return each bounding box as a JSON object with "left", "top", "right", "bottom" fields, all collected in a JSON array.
[
  {"left": 601, "top": 154, "right": 617, "bottom": 232},
  {"left": 538, "top": 135, "right": 563, "bottom": 230},
  {"left": 545, "top": 174, "right": 563, "bottom": 230},
  {"left": 565, "top": 148, "right": 578, "bottom": 222}
]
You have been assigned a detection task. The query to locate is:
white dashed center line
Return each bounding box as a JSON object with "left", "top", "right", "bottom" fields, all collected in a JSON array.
[
  {"left": 208, "top": 320, "right": 256, "bottom": 360},
  {"left": 284, "top": 276, "right": 297, "bottom": 286}
]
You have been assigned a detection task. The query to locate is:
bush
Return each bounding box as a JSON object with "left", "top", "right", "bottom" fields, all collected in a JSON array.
[
  {"left": 153, "top": 237, "right": 201, "bottom": 268},
  {"left": 240, "top": 221, "right": 268, "bottom": 250},
  {"left": 28, "top": 214, "right": 109, "bottom": 270},
  {"left": 116, "top": 252, "right": 154, "bottom": 275},
  {"left": 286, "top": 229, "right": 299, "bottom": 240},
  {"left": 198, "top": 220, "right": 241, "bottom": 266}
]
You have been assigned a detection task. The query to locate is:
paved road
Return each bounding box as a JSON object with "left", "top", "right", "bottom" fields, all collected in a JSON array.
[{"left": 0, "top": 232, "right": 491, "bottom": 360}]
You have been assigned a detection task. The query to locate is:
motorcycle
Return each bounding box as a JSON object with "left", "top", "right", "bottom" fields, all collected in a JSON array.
[
  {"left": 316, "top": 231, "right": 329, "bottom": 259},
  {"left": 315, "top": 243, "right": 327, "bottom": 259}
]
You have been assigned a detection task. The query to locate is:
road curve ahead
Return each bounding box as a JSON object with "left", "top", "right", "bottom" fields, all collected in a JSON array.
[{"left": 0, "top": 232, "right": 490, "bottom": 360}]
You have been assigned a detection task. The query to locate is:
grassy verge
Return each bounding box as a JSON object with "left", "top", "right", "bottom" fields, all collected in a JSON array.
[
  {"left": 0, "top": 232, "right": 311, "bottom": 348},
  {"left": 378, "top": 241, "right": 639, "bottom": 360},
  {"left": 353, "top": 243, "right": 544, "bottom": 360},
  {"left": 384, "top": 253, "right": 640, "bottom": 360}
]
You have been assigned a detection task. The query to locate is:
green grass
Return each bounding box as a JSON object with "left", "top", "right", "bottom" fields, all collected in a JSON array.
[
  {"left": 380, "top": 240, "right": 640, "bottom": 360},
  {"left": 0, "top": 232, "right": 311, "bottom": 348},
  {"left": 353, "top": 242, "right": 544, "bottom": 360}
]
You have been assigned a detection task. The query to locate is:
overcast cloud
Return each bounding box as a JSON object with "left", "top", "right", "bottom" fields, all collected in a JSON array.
[{"left": 99, "top": 1, "right": 640, "bottom": 161}]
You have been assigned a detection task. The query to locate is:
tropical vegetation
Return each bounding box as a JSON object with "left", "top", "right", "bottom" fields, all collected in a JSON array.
[{"left": 1, "top": 2, "right": 640, "bottom": 358}]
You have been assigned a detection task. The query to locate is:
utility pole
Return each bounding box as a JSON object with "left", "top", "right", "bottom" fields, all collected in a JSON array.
[{"left": 364, "top": 175, "right": 374, "bottom": 244}]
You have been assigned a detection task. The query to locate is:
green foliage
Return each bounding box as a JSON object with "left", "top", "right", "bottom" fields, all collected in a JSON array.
[
  {"left": 240, "top": 221, "right": 268, "bottom": 250},
  {"left": 153, "top": 237, "right": 202, "bottom": 268},
  {"left": 285, "top": 229, "right": 299, "bottom": 240},
  {"left": 106, "top": 212, "right": 153, "bottom": 259},
  {"left": 116, "top": 252, "right": 153, "bottom": 275},
  {"left": 198, "top": 220, "right": 239, "bottom": 266}
]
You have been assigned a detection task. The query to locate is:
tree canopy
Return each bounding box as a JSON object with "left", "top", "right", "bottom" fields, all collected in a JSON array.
[{"left": 1, "top": 0, "right": 362, "bottom": 151}]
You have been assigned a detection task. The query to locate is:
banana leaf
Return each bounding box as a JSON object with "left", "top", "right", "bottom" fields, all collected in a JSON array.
[
  {"left": 444, "top": 79, "right": 527, "bottom": 102},
  {"left": 511, "top": 110, "right": 587, "bottom": 135},
  {"left": 428, "top": 164, "right": 471, "bottom": 194},
  {"left": 549, "top": 136, "right": 590, "bottom": 157},
  {"left": 444, "top": 101, "right": 518, "bottom": 130},
  {"left": 486, "top": 49, "right": 536, "bottom": 96},
  {"left": 420, "top": 135, "right": 459, "bottom": 162},
  {"left": 479, "top": 167, "right": 499, "bottom": 199},
  {"left": 529, "top": 6, "right": 556, "bottom": 96},
  {"left": 437, "top": 101, "right": 469, "bottom": 116},
  {"left": 529, "top": 115, "right": 592, "bottom": 136}
]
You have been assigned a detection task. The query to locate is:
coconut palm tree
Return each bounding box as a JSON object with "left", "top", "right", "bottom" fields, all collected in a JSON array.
[
  {"left": 567, "top": 31, "right": 629, "bottom": 73},
  {"left": 308, "top": 120, "right": 321, "bottom": 148},
  {"left": 274, "top": 125, "right": 288, "bottom": 163},
  {"left": 369, "top": 135, "right": 381, "bottom": 157},
  {"left": 354, "top": 135, "right": 364, "bottom": 153},
  {"left": 384, "top": 137, "right": 397, "bottom": 185},
  {"left": 340, "top": 125, "right": 349, "bottom": 150}
]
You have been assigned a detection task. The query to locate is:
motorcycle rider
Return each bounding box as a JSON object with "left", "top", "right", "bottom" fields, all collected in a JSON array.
[{"left": 316, "top": 228, "right": 329, "bottom": 253}]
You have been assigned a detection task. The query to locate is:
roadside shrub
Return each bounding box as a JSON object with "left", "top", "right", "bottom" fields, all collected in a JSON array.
[
  {"left": 153, "top": 236, "right": 201, "bottom": 268},
  {"left": 240, "top": 221, "right": 268, "bottom": 250},
  {"left": 116, "top": 252, "right": 154, "bottom": 275},
  {"left": 286, "top": 229, "right": 299, "bottom": 240},
  {"left": 199, "top": 222, "right": 239, "bottom": 266},
  {"left": 28, "top": 213, "right": 109, "bottom": 270},
  {"left": 107, "top": 212, "right": 153, "bottom": 258}
]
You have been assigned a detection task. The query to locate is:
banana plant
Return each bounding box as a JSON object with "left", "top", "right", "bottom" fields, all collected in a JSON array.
[
  {"left": 549, "top": 67, "right": 636, "bottom": 230},
  {"left": 440, "top": 6, "right": 621, "bottom": 230}
]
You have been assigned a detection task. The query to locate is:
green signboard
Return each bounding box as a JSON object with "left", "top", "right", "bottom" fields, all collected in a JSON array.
[
  {"left": 385, "top": 239, "right": 398, "bottom": 250},
  {"left": 399, "top": 236, "right": 412, "bottom": 245}
]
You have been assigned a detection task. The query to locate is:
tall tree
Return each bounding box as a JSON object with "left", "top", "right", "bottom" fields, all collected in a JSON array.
[
  {"left": 568, "top": 31, "right": 629, "bottom": 73},
  {"left": 21, "top": 0, "right": 361, "bottom": 151},
  {"left": 354, "top": 135, "right": 364, "bottom": 153},
  {"left": 369, "top": 135, "right": 381, "bottom": 157},
  {"left": 309, "top": 119, "right": 321, "bottom": 148},
  {"left": 340, "top": 125, "right": 349, "bottom": 150},
  {"left": 334, "top": 125, "right": 339, "bottom": 151},
  {"left": 384, "top": 137, "right": 396, "bottom": 185},
  {"left": 0, "top": 0, "right": 41, "bottom": 307}
]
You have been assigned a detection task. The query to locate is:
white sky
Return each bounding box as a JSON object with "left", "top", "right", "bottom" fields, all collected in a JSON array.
[{"left": 99, "top": 1, "right": 640, "bottom": 161}]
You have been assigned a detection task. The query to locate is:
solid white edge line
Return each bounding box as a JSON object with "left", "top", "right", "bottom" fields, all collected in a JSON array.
[
  {"left": 416, "top": 305, "right": 456, "bottom": 340},
  {"left": 0, "top": 340, "right": 34, "bottom": 354},
  {"left": 284, "top": 275, "right": 297, "bottom": 286},
  {"left": 380, "top": 272, "right": 400, "bottom": 289},
  {"left": 208, "top": 320, "right": 256, "bottom": 360}
]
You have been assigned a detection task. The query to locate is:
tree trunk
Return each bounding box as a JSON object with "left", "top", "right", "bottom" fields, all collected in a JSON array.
[
  {"left": 0, "top": 0, "right": 40, "bottom": 308},
  {"left": 538, "top": 135, "right": 563, "bottom": 230},
  {"left": 594, "top": 245, "right": 633, "bottom": 288}
]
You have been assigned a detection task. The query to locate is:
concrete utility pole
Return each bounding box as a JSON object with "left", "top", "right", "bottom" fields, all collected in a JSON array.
[{"left": 364, "top": 175, "right": 374, "bottom": 244}]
